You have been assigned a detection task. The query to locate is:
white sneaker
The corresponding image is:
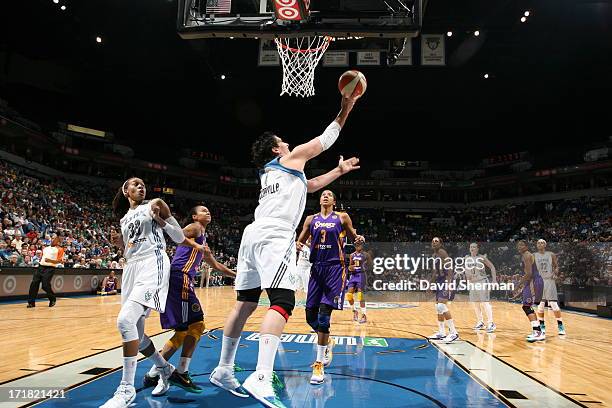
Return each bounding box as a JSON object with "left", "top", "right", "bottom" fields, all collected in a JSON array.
[
  {"left": 526, "top": 332, "right": 546, "bottom": 342},
  {"left": 443, "top": 333, "right": 459, "bottom": 344},
  {"left": 99, "top": 382, "right": 136, "bottom": 408},
  {"left": 428, "top": 332, "right": 446, "bottom": 340},
  {"left": 473, "top": 321, "right": 485, "bottom": 330},
  {"left": 486, "top": 323, "right": 496, "bottom": 333},
  {"left": 209, "top": 365, "right": 249, "bottom": 398},
  {"left": 310, "top": 361, "right": 325, "bottom": 385},
  {"left": 242, "top": 370, "right": 287, "bottom": 408},
  {"left": 152, "top": 364, "right": 175, "bottom": 397},
  {"left": 323, "top": 338, "right": 335, "bottom": 367}
]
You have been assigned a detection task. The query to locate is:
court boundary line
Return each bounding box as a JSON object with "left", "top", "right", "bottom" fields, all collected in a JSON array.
[
  {"left": 4, "top": 330, "right": 172, "bottom": 408},
  {"left": 463, "top": 339, "right": 591, "bottom": 408},
  {"left": 21, "top": 328, "right": 219, "bottom": 408}
]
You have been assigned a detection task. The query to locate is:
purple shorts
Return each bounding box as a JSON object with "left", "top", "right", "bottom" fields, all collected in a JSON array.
[
  {"left": 306, "top": 263, "right": 346, "bottom": 310},
  {"left": 160, "top": 270, "right": 204, "bottom": 330},
  {"left": 347, "top": 272, "right": 365, "bottom": 291},
  {"left": 522, "top": 276, "right": 544, "bottom": 306},
  {"left": 435, "top": 275, "right": 456, "bottom": 302}
]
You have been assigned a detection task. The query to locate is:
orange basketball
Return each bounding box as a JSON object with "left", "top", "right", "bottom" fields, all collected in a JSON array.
[{"left": 338, "top": 70, "right": 367, "bottom": 98}]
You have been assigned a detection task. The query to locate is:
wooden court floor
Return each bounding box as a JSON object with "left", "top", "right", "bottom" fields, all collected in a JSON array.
[{"left": 1, "top": 286, "right": 610, "bottom": 407}]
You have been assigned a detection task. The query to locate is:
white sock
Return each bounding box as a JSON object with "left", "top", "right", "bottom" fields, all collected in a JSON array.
[
  {"left": 255, "top": 334, "right": 280, "bottom": 373},
  {"left": 437, "top": 321, "right": 445, "bottom": 334},
  {"left": 483, "top": 302, "right": 493, "bottom": 324},
  {"left": 219, "top": 335, "right": 240, "bottom": 367},
  {"left": 353, "top": 303, "right": 359, "bottom": 311},
  {"left": 148, "top": 364, "right": 159, "bottom": 376},
  {"left": 473, "top": 303, "right": 483, "bottom": 323},
  {"left": 121, "top": 356, "right": 138, "bottom": 386},
  {"left": 446, "top": 319, "right": 457, "bottom": 335},
  {"left": 149, "top": 350, "right": 168, "bottom": 368},
  {"left": 531, "top": 320, "right": 541, "bottom": 332},
  {"left": 361, "top": 307, "right": 367, "bottom": 315},
  {"left": 177, "top": 357, "right": 191, "bottom": 374},
  {"left": 316, "top": 345, "right": 326, "bottom": 362}
]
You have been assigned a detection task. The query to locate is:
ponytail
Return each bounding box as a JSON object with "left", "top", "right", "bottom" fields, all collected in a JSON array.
[{"left": 112, "top": 185, "right": 129, "bottom": 218}]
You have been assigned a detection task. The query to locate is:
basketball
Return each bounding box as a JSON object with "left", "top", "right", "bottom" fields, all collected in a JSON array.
[{"left": 338, "top": 70, "right": 367, "bottom": 99}]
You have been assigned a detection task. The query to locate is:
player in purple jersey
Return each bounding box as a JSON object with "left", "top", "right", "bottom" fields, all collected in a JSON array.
[
  {"left": 347, "top": 242, "right": 370, "bottom": 323},
  {"left": 428, "top": 238, "right": 459, "bottom": 344},
  {"left": 143, "top": 205, "right": 236, "bottom": 393},
  {"left": 297, "top": 190, "right": 364, "bottom": 385},
  {"left": 101, "top": 271, "right": 119, "bottom": 295},
  {"left": 514, "top": 240, "right": 545, "bottom": 342}
]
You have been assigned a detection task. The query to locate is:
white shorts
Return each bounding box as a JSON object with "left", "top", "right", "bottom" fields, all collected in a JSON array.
[
  {"left": 235, "top": 219, "right": 298, "bottom": 291},
  {"left": 122, "top": 251, "right": 171, "bottom": 313},
  {"left": 542, "top": 279, "right": 558, "bottom": 301},
  {"left": 469, "top": 279, "right": 490, "bottom": 302},
  {"left": 295, "top": 263, "right": 312, "bottom": 292}
]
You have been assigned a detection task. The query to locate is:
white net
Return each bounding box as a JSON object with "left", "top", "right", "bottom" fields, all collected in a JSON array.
[{"left": 275, "top": 36, "right": 332, "bottom": 98}]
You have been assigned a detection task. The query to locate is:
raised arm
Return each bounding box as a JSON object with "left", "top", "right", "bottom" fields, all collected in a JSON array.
[
  {"left": 150, "top": 201, "right": 206, "bottom": 251},
  {"left": 306, "top": 156, "right": 360, "bottom": 193},
  {"left": 280, "top": 96, "right": 357, "bottom": 172}
]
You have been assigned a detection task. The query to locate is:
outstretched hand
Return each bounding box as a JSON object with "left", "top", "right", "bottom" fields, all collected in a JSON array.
[
  {"left": 340, "top": 94, "right": 359, "bottom": 111},
  {"left": 338, "top": 156, "right": 360, "bottom": 174}
]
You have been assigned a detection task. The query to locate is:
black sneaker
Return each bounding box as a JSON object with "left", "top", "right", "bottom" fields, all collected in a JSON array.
[
  {"left": 169, "top": 371, "right": 203, "bottom": 394},
  {"left": 143, "top": 372, "right": 160, "bottom": 389},
  {"left": 27, "top": 303, "right": 35, "bottom": 308},
  {"left": 49, "top": 299, "right": 56, "bottom": 307}
]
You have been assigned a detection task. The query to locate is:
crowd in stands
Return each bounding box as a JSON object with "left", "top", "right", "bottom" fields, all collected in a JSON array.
[{"left": 1, "top": 160, "right": 610, "bottom": 287}]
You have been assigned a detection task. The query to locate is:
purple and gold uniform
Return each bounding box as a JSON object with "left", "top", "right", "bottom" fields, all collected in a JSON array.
[
  {"left": 306, "top": 212, "right": 347, "bottom": 310},
  {"left": 104, "top": 277, "right": 117, "bottom": 292},
  {"left": 434, "top": 250, "right": 455, "bottom": 302},
  {"left": 522, "top": 256, "right": 544, "bottom": 306},
  {"left": 160, "top": 233, "right": 205, "bottom": 330},
  {"left": 347, "top": 251, "right": 366, "bottom": 291}
]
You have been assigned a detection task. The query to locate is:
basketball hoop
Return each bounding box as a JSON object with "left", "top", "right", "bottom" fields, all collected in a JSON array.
[{"left": 275, "top": 36, "right": 332, "bottom": 97}]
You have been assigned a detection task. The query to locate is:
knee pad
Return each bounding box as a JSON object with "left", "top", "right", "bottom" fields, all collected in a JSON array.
[
  {"left": 266, "top": 288, "right": 295, "bottom": 321},
  {"left": 356, "top": 291, "right": 363, "bottom": 302},
  {"left": 237, "top": 287, "right": 261, "bottom": 303},
  {"left": 317, "top": 304, "right": 333, "bottom": 334},
  {"left": 549, "top": 301, "right": 560, "bottom": 312},
  {"left": 117, "top": 302, "right": 145, "bottom": 343},
  {"left": 167, "top": 330, "right": 187, "bottom": 349},
  {"left": 306, "top": 307, "right": 319, "bottom": 332},
  {"left": 346, "top": 292, "right": 354, "bottom": 303},
  {"left": 435, "top": 303, "right": 448, "bottom": 315},
  {"left": 522, "top": 305, "right": 534, "bottom": 316},
  {"left": 186, "top": 320, "right": 205, "bottom": 342},
  {"left": 537, "top": 301, "right": 546, "bottom": 314}
]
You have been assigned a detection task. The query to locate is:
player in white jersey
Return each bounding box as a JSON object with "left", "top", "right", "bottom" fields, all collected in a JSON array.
[
  {"left": 296, "top": 238, "right": 312, "bottom": 294},
  {"left": 462, "top": 243, "right": 497, "bottom": 333},
  {"left": 100, "top": 178, "right": 207, "bottom": 408},
  {"left": 534, "top": 239, "right": 566, "bottom": 335},
  {"left": 209, "top": 94, "right": 360, "bottom": 408}
]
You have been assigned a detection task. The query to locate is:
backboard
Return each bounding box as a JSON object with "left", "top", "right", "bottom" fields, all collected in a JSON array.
[{"left": 177, "top": 0, "right": 422, "bottom": 40}]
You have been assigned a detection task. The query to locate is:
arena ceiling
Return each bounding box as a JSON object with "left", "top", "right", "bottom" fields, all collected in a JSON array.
[{"left": 1, "top": 0, "right": 611, "bottom": 166}]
